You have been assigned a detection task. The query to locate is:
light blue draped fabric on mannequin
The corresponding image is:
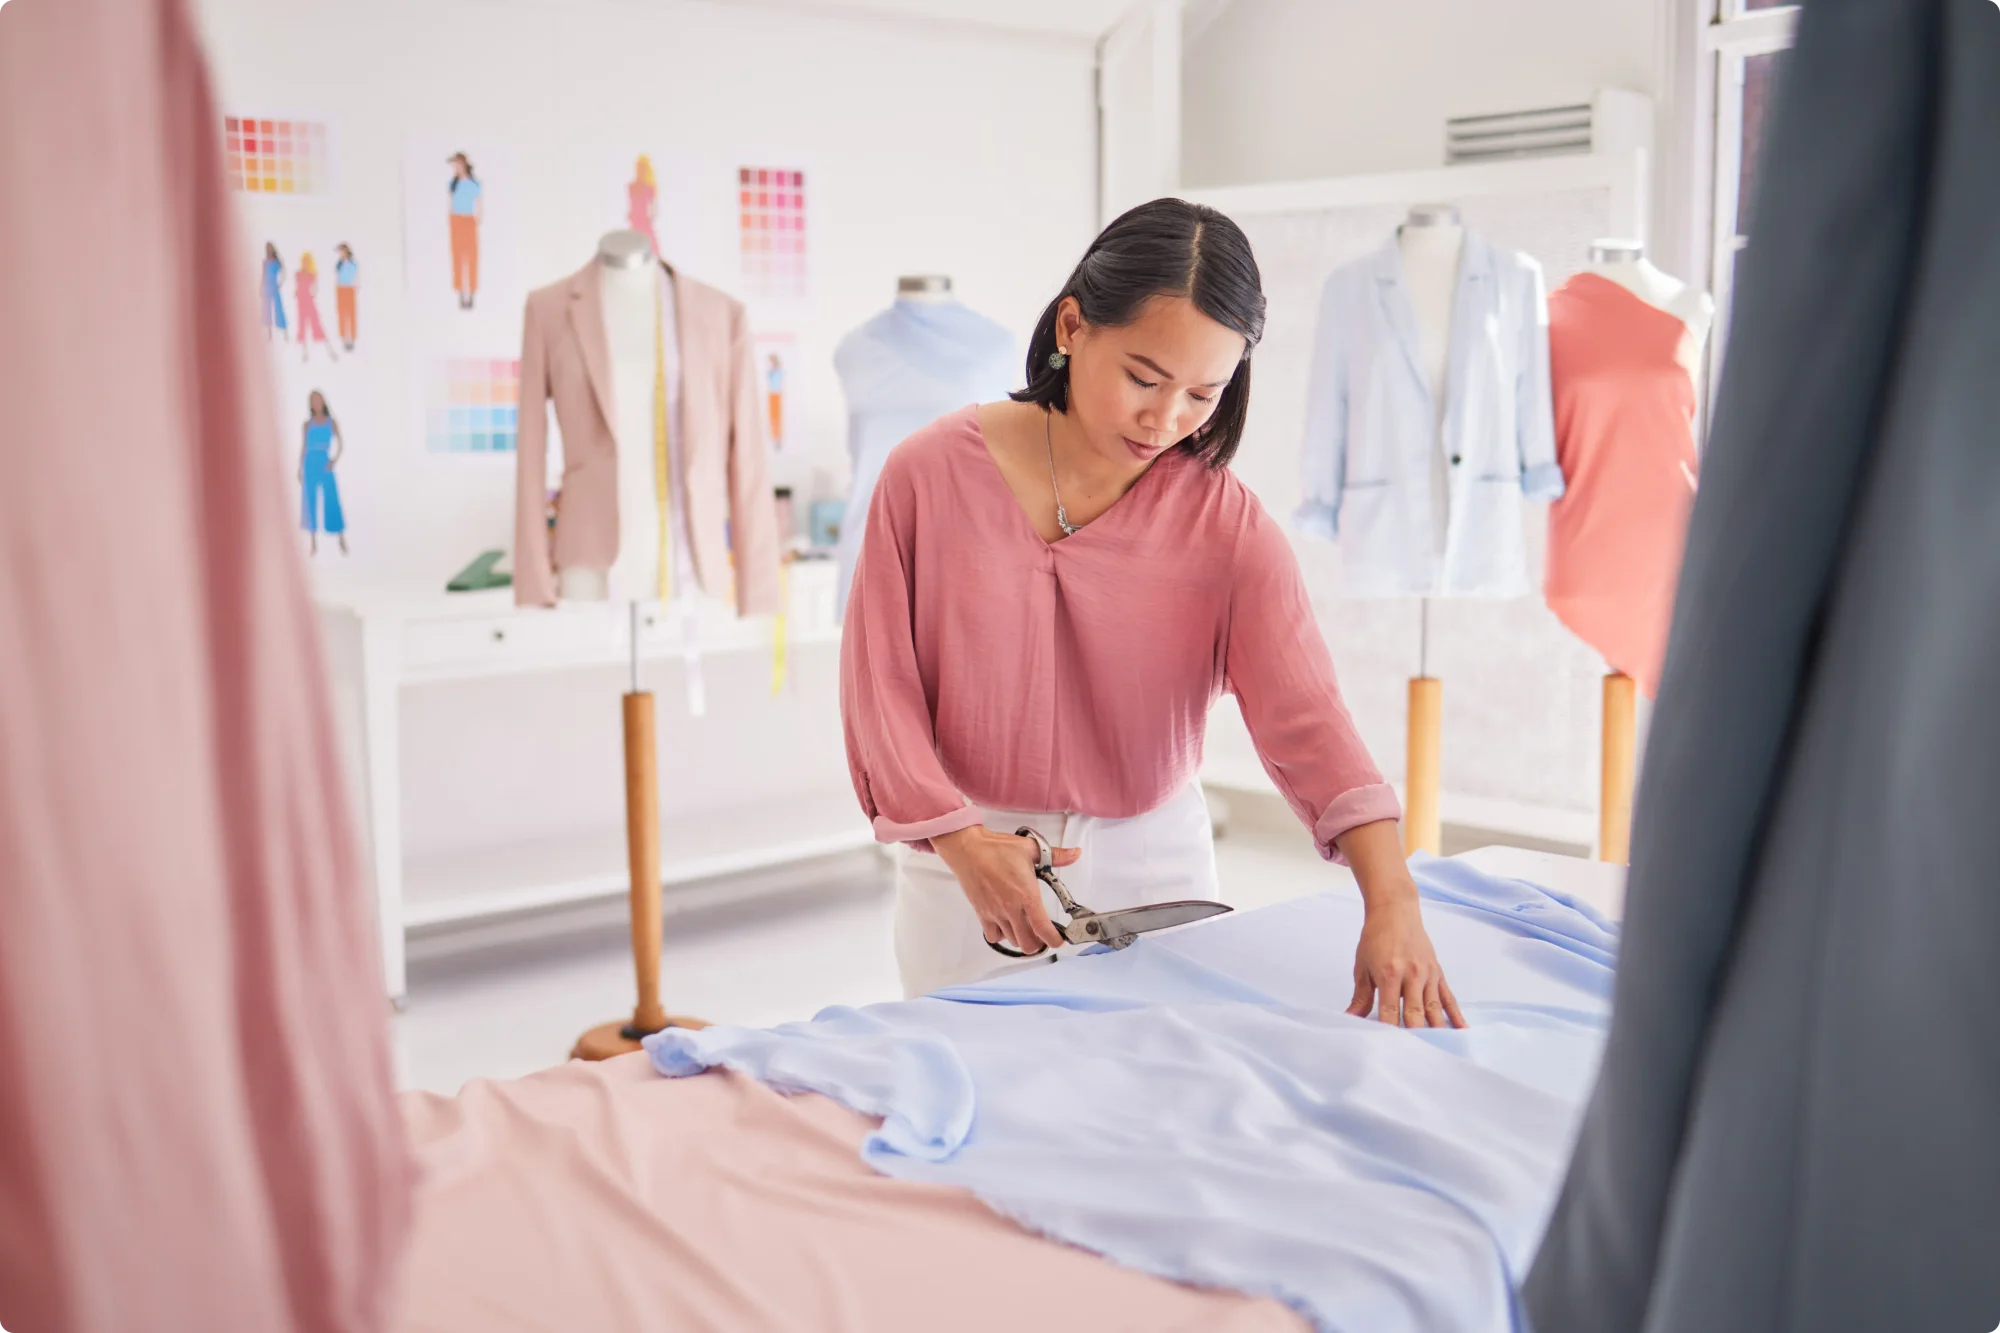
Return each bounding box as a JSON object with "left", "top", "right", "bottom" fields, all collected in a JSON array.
[{"left": 833, "top": 297, "right": 1015, "bottom": 618}]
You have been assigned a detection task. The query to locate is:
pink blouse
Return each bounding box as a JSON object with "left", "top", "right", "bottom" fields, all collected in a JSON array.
[{"left": 840, "top": 406, "right": 1399, "bottom": 862}]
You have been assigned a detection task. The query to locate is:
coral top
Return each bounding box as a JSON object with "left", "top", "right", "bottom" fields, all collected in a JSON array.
[
  {"left": 840, "top": 406, "right": 1399, "bottom": 861},
  {"left": 1545, "top": 273, "right": 1700, "bottom": 697}
]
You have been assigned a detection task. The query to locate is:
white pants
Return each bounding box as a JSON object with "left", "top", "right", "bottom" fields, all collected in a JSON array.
[{"left": 892, "top": 781, "right": 1221, "bottom": 999}]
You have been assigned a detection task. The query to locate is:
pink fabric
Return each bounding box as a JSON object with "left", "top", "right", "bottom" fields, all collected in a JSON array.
[
  {"left": 0, "top": 2, "right": 413, "bottom": 1330},
  {"left": 1544, "top": 273, "right": 1701, "bottom": 698},
  {"left": 841, "top": 407, "right": 1398, "bottom": 861},
  {"left": 395, "top": 1055, "right": 1305, "bottom": 1333}
]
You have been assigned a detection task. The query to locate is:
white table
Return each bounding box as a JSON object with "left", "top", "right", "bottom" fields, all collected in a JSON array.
[{"left": 317, "top": 561, "right": 872, "bottom": 1004}]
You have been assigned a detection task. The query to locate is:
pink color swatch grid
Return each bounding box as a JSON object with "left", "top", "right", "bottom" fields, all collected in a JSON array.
[
  {"left": 739, "top": 166, "right": 807, "bottom": 299},
  {"left": 225, "top": 117, "right": 329, "bottom": 194}
]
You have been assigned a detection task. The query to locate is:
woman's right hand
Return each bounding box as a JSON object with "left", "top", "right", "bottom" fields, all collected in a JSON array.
[{"left": 931, "top": 826, "right": 1077, "bottom": 956}]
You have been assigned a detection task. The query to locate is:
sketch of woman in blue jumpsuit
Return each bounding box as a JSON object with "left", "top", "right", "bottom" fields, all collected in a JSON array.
[
  {"left": 262, "top": 242, "right": 289, "bottom": 341},
  {"left": 299, "top": 390, "right": 347, "bottom": 555}
]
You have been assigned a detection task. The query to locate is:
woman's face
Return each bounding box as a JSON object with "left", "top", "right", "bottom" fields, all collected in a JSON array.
[
  {"left": 1059, "top": 294, "right": 1244, "bottom": 473},
  {"left": 309, "top": 393, "right": 326, "bottom": 417}
]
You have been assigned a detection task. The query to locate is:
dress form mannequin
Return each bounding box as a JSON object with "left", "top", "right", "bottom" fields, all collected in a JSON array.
[
  {"left": 1396, "top": 202, "right": 1464, "bottom": 856},
  {"left": 569, "top": 227, "right": 708, "bottom": 1062},
  {"left": 897, "top": 273, "right": 953, "bottom": 303},
  {"left": 1587, "top": 238, "right": 1714, "bottom": 379},
  {"left": 557, "top": 229, "right": 695, "bottom": 603},
  {"left": 1578, "top": 239, "right": 1712, "bottom": 865}
]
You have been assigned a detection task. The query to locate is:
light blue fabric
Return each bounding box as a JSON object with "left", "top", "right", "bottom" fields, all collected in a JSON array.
[
  {"left": 831, "top": 297, "right": 1016, "bottom": 618},
  {"left": 449, "top": 176, "right": 481, "bottom": 215},
  {"left": 647, "top": 854, "right": 1616, "bottom": 1332},
  {"left": 335, "top": 257, "right": 358, "bottom": 287},
  {"left": 1298, "top": 234, "right": 1563, "bottom": 598}
]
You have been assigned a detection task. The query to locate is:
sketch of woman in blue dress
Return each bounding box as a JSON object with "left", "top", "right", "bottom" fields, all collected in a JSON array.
[
  {"left": 262, "top": 242, "right": 289, "bottom": 341},
  {"left": 298, "top": 390, "right": 347, "bottom": 555}
]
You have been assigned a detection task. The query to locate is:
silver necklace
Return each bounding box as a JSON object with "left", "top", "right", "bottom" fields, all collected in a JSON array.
[{"left": 1046, "top": 408, "right": 1081, "bottom": 537}]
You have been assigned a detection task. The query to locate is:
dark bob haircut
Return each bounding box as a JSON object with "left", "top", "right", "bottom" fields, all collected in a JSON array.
[{"left": 1010, "top": 197, "right": 1266, "bottom": 469}]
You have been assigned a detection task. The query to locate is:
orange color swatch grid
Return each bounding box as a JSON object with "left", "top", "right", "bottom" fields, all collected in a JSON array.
[
  {"left": 738, "top": 166, "right": 806, "bottom": 300},
  {"left": 225, "top": 117, "right": 329, "bottom": 195}
]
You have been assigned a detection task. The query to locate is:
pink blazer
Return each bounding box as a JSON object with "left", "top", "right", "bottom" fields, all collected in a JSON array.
[{"left": 514, "top": 261, "right": 780, "bottom": 613}]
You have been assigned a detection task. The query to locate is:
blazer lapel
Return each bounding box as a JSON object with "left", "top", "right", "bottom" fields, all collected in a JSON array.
[
  {"left": 1372, "top": 237, "right": 1431, "bottom": 396},
  {"left": 665, "top": 260, "right": 697, "bottom": 465},
  {"left": 566, "top": 262, "right": 617, "bottom": 436},
  {"left": 1441, "top": 234, "right": 1491, "bottom": 445}
]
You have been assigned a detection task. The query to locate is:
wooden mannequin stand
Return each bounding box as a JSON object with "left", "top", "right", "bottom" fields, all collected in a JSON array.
[
  {"left": 1404, "top": 598, "right": 1444, "bottom": 857},
  {"left": 573, "top": 606, "right": 708, "bottom": 1061},
  {"left": 1598, "top": 671, "right": 1637, "bottom": 864}
]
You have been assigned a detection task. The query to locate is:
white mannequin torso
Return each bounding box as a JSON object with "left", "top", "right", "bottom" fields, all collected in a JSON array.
[
  {"left": 1398, "top": 220, "right": 1464, "bottom": 558},
  {"left": 558, "top": 258, "right": 693, "bottom": 602},
  {"left": 1588, "top": 256, "right": 1714, "bottom": 378}
]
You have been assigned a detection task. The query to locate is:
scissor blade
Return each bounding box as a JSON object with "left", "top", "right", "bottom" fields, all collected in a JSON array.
[{"left": 1083, "top": 899, "right": 1232, "bottom": 945}]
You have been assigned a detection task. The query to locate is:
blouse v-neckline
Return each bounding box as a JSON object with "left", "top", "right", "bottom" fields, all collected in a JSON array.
[{"left": 965, "top": 406, "right": 1176, "bottom": 550}]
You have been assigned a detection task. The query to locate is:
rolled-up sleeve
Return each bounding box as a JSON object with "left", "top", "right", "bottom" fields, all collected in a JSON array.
[
  {"left": 1224, "top": 504, "right": 1401, "bottom": 862},
  {"left": 839, "top": 453, "right": 983, "bottom": 851},
  {"left": 1516, "top": 257, "right": 1566, "bottom": 501}
]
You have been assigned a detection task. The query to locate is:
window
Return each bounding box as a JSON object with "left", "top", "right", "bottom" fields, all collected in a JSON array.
[{"left": 1704, "top": 4, "right": 1798, "bottom": 406}]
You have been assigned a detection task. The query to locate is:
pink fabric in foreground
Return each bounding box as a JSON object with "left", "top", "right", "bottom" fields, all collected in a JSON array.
[
  {"left": 0, "top": 1, "right": 413, "bottom": 1330},
  {"left": 396, "top": 1055, "right": 1306, "bottom": 1333},
  {"left": 842, "top": 406, "right": 1399, "bottom": 860}
]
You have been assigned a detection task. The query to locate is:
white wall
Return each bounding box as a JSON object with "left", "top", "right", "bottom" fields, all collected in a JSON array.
[
  {"left": 196, "top": 0, "right": 1097, "bottom": 594},
  {"left": 193, "top": 0, "right": 1100, "bottom": 892},
  {"left": 1182, "top": 0, "right": 1657, "bottom": 188}
]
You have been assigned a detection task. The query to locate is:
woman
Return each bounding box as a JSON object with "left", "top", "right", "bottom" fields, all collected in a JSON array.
[
  {"left": 298, "top": 390, "right": 347, "bottom": 555},
  {"left": 766, "top": 352, "right": 784, "bottom": 445},
  {"left": 842, "top": 199, "right": 1464, "bottom": 1026},
  {"left": 628, "top": 153, "right": 660, "bottom": 257},
  {"left": 334, "top": 242, "right": 359, "bottom": 350},
  {"left": 294, "top": 251, "right": 336, "bottom": 363},
  {"left": 261, "top": 242, "right": 288, "bottom": 341},
  {"left": 448, "top": 152, "right": 482, "bottom": 309}
]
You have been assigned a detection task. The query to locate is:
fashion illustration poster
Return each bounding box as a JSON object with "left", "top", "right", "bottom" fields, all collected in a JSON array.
[
  {"left": 602, "top": 146, "right": 725, "bottom": 277},
  {"left": 403, "top": 136, "right": 521, "bottom": 329}
]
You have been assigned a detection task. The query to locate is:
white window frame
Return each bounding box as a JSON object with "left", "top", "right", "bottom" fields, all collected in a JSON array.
[{"left": 1702, "top": 4, "right": 1800, "bottom": 410}]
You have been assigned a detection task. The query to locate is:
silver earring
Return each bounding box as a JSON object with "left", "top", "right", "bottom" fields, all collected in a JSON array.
[{"left": 1047, "top": 349, "right": 1069, "bottom": 371}]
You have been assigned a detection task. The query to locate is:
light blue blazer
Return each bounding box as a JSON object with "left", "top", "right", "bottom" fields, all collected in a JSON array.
[{"left": 1297, "top": 233, "right": 1563, "bottom": 597}]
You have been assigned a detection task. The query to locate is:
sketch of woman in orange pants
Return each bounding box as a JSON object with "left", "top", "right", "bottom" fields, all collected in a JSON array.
[
  {"left": 447, "top": 152, "right": 482, "bottom": 310},
  {"left": 295, "top": 252, "right": 337, "bottom": 363},
  {"left": 334, "top": 243, "right": 358, "bottom": 350},
  {"left": 766, "top": 352, "right": 784, "bottom": 446}
]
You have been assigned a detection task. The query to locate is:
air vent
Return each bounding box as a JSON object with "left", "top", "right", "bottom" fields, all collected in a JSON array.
[{"left": 1446, "top": 103, "right": 1595, "bottom": 165}]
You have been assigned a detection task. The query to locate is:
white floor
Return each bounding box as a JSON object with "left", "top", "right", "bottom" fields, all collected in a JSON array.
[{"left": 391, "top": 796, "right": 1583, "bottom": 1095}]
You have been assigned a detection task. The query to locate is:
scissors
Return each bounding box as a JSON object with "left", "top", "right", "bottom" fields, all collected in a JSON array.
[{"left": 986, "top": 826, "right": 1233, "bottom": 959}]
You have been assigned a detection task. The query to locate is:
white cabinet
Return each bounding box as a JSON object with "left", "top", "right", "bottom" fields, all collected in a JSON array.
[{"left": 318, "top": 561, "right": 870, "bottom": 1003}]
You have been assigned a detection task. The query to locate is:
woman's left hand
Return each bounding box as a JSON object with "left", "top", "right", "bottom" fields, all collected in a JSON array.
[{"left": 1347, "top": 895, "right": 1466, "bottom": 1028}]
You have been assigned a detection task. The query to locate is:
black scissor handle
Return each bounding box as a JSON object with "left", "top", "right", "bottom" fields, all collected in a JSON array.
[{"left": 984, "top": 827, "right": 1077, "bottom": 958}]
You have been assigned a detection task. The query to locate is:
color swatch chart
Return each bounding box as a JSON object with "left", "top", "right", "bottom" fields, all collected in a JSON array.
[
  {"left": 225, "top": 117, "right": 330, "bottom": 195},
  {"left": 425, "top": 358, "right": 520, "bottom": 454},
  {"left": 738, "top": 166, "right": 807, "bottom": 299}
]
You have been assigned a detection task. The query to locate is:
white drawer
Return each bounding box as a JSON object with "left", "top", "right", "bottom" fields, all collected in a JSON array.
[{"left": 403, "top": 606, "right": 620, "bottom": 675}]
